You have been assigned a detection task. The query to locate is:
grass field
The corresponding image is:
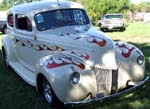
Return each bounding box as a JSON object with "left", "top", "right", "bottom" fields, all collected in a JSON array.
[
  {"left": 106, "top": 22, "right": 150, "bottom": 43},
  {"left": 0, "top": 22, "right": 150, "bottom": 109}
]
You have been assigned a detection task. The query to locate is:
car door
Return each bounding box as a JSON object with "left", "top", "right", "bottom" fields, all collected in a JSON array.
[{"left": 14, "top": 13, "right": 37, "bottom": 71}]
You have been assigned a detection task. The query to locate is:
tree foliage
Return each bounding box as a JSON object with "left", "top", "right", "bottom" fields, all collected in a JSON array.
[
  {"left": 129, "top": 2, "right": 150, "bottom": 13},
  {"left": 71, "top": 0, "right": 129, "bottom": 25},
  {"left": 0, "top": 0, "right": 41, "bottom": 10},
  {"left": 1, "top": 0, "right": 150, "bottom": 25}
]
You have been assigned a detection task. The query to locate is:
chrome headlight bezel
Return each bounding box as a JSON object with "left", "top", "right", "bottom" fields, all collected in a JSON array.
[
  {"left": 70, "top": 72, "right": 80, "bottom": 85},
  {"left": 137, "top": 55, "right": 144, "bottom": 65}
]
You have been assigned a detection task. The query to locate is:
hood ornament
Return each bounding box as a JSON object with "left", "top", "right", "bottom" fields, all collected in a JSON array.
[{"left": 57, "top": 0, "right": 61, "bottom": 6}]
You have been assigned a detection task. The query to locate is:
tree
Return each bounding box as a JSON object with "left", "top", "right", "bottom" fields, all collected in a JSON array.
[
  {"left": 71, "top": 0, "right": 129, "bottom": 25},
  {"left": 0, "top": 0, "right": 42, "bottom": 10},
  {"left": 0, "top": 0, "right": 130, "bottom": 25}
]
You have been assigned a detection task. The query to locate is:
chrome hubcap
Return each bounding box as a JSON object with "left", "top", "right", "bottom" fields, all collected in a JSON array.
[{"left": 43, "top": 81, "right": 52, "bottom": 103}]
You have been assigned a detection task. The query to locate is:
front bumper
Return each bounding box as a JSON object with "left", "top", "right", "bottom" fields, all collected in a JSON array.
[
  {"left": 100, "top": 24, "right": 124, "bottom": 30},
  {"left": 64, "top": 76, "right": 150, "bottom": 107}
]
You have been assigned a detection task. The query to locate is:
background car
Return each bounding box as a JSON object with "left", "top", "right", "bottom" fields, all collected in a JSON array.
[
  {"left": 0, "top": 18, "right": 7, "bottom": 34},
  {"left": 98, "top": 13, "right": 126, "bottom": 32},
  {"left": 0, "top": 11, "right": 7, "bottom": 34}
]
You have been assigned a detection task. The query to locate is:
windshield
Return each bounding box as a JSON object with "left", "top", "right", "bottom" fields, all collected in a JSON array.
[
  {"left": 104, "top": 15, "right": 123, "bottom": 19},
  {"left": 35, "top": 9, "right": 90, "bottom": 31}
]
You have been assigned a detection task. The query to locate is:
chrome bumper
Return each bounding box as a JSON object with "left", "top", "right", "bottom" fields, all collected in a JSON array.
[{"left": 64, "top": 76, "right": 150, "bottom": 107}]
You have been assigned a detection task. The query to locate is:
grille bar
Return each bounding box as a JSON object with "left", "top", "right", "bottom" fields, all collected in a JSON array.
[{"left": 94, "top": 68, "right": 112, "bottom": 95}]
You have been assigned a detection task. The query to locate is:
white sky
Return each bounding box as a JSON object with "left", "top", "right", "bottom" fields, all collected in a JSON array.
[{"left": 130, "top": 0, "right": 150, "bottom": 4}]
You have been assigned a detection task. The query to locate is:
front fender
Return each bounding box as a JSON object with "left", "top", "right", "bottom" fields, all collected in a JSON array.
[
  {"left": 115, "top": 41, "right": 145, "bottom": 89},
  {"left": 36, "top": 53, "right": 97, "bottom": 103}
]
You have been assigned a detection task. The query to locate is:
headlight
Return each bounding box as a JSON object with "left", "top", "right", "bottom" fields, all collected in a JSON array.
[
  {"left": 70, "top": 72, "right": 80, "bottom": 85},
  {"left": 137, "top": 55, "right": 144, "bottom": 65}
]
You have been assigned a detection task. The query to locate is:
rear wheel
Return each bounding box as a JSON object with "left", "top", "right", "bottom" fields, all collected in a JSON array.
[
  {"left": 2, "top": 26, "right": 7, "bottom": 34},
  {"left": 2, "top": 48, "right": 10, "bottom": 69}
]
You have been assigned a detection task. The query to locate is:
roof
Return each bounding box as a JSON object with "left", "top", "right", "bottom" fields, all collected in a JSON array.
[{"left": 9, "top": 1, "right": 84, "bottom": 17}]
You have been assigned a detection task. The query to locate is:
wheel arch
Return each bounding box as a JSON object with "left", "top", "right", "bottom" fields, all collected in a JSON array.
[
  {"left": 2, "top": 35, "right": 17, "bottom": 62},
  {"left": 36, "top": 72, "right": 63, "bottom": 105},
  {"left": 1, "top": 46, "right": 5, "bottom": 60},
  {"left": 36, "top": 73, "right": 45, "bottom": 93}
]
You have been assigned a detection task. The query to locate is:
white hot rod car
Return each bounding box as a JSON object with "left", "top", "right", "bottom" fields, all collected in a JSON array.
[{"left": 1, "top": 0, "right": 149, "bottom": 106}]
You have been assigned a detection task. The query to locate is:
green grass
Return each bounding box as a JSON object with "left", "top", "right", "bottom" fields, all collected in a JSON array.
[
  {"left": 105, "top": 22, "right": 150, "bottom": 43},
  {"left": 0, "top": 22, "right": 150, "bottom": 109}
]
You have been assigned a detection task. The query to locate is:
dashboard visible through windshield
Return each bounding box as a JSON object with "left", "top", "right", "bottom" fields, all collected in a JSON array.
[{"left": 35, "top": 9, "right": 90, "bottom": 31}]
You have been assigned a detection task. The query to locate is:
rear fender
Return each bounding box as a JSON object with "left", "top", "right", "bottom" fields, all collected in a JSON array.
[{"left": 2, "top": 35, "right": 17, "bottom": 62}]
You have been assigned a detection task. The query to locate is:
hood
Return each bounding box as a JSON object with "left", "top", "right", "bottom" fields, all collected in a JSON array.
[{"left": 37, "top": 26, "right": 119, "bottom": 69}]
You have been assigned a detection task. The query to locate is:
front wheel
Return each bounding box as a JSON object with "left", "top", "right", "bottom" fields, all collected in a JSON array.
[
  {"left": 120, "top": 26, "right": 126, "bottom": 32},
  {"left": 42, "top": 77, "right": 62, "bottom": 106},
  {"left": 42, "top": 78, "right": 54, "bottom": 104}
]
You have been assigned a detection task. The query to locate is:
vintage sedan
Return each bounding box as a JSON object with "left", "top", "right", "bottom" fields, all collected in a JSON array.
[{"left": 1, "top": 0, "right": 149, "bottom": 106}]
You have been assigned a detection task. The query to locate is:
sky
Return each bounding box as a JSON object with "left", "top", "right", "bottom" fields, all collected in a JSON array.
[{"left": 130, "top": 0, "right": 150, "bottom": 4}]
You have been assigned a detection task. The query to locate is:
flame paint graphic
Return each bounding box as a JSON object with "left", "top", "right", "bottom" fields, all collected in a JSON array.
[
  {"left": 116, "top": 43, "right": 135, "bottom": 58},
  {"left": 13, "top": 38, "right": 90, "bottom": 61},
  {"left": 87, "top": 36, "right": 107, "bottom": 47},
  {"left": 91, "top": 38, "right": 106, "bottom": 47},
  {"left": 45, "top": 57, "right": 85, "bottom": 69},
  {"left": 64, "top": 34, "right": 107, "bottom": 47},
  {"left": 71, "top": 51, "right": 90, "bottom": 60},
  {"left": 36, "top": 46, "right": 65, "bottom": 51}
]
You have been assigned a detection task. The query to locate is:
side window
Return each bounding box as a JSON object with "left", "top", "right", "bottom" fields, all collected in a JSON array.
[
  {"left": 73, "top": 10, "right": 87, "bottom": 24},
  {"left": 16, "top": 14, "right": 32, "bottom": 31},
  {"left": 8, "top": 14, "right": 14, "bottom": 27}
]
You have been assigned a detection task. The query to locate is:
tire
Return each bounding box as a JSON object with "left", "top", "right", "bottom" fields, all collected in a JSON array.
[
  {"left": 42, "top": 77, "right": 62, "bottom": 106},
  {"left": 2, "top": 25, "right": 7, "bottom": 34},
  {"left": 120, "top": 27, "right": 126, "bottom": 32},
  {"left": 100, "top": 28, "right": 105, "bottom": 32},
  {"left": 42, "top": 78, "right": 54, "bottom": 104}
]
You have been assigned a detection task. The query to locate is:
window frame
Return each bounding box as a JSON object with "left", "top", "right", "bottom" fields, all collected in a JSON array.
[
  {"left": 7, "top": 13, "right": 14, "bottom": 28},
  {"left": 15, "top": 14, "right": 32, "bottom": 32},
  {"left": 34, "top": 8, "right": 90, "bottom": 31}
]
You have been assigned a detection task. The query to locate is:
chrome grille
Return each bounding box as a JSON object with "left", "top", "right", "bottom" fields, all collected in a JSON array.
[{"left": 94, "top": 68, "right": 112, "bottom": 95}]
